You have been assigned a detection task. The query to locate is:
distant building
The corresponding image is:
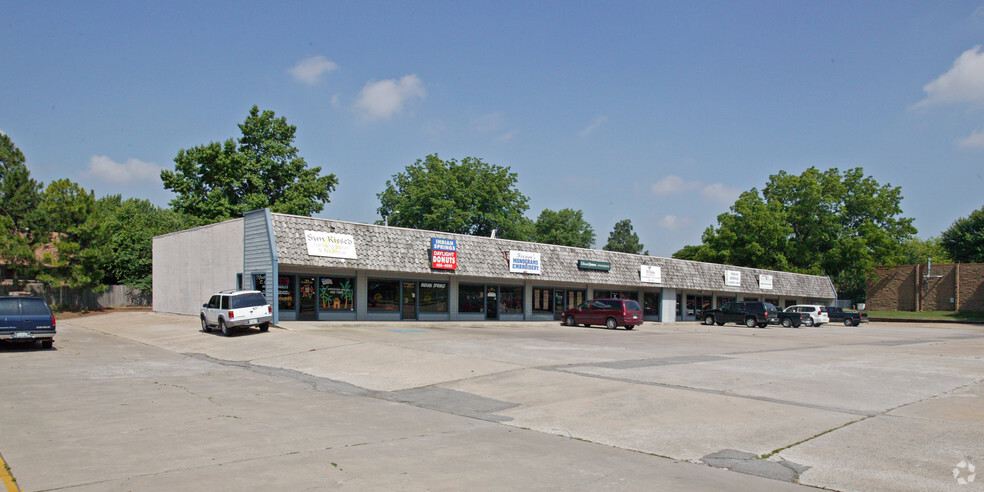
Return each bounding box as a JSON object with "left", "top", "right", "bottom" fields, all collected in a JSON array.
[{"left": 152, "top": 209, "right": 836, "bottom": 323}]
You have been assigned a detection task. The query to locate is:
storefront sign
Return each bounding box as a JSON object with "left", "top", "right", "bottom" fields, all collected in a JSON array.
[
  {"left": 304, "top": 231, "right": 358, "bottom": 259},
  {"left": 640, "top": 265, "right": 662, "bottom": 284},
  {"left": 578, "top": 260, "right": 610, "bottom": 271},
  {"left": 725, "top": 270, "right": 741, "bottom": 287},
  {"left": 759, "top": 274, "right": 773, "bottom": 290},
  {"left": 431, "top": 238, "right": 458, "bottom": 270},
  {"left": 509, "top": 250, "right": 541, "bottom": 275}
]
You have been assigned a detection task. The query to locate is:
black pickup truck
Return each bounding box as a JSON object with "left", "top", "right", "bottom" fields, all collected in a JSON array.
[
  {"left": 826, "top": 307, "right": 868, "bottom": 326},
  {"left": 776, "top": 310, "right": 807, "bottom": 328}
]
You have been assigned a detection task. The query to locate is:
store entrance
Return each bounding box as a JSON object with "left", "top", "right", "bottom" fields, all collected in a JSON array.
[
  {"left": 553, "top": 289, "right": 585, "bottom": 320},
  {"left": 485, "top": 285, "right": 498, "bottom": 320},
  {"left": 685, "top": 294, "right": 713, "bottom": 321},
  {"left": 298, "top": 276, "right": 317, "bottom": 320},
  {"left": 401, "top": 281, "right": 417, "bottom": 320}
]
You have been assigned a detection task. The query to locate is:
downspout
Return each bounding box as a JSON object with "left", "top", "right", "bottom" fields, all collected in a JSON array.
[
  {"left": 264, "top": 208, "right": 280, "bottom": 324},
  {"left": 825, "top": 276, "right": 837, "bottom": 305}
]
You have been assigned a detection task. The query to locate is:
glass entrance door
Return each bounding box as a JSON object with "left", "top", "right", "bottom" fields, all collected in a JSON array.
[
  {"left": 553, "top": 289, "right": 584, "bottom": 319},
  {"left": 485, "top": 285, "right": 498, "bottom": 320},
  {"left": 685, "top": 294, "right": 713, "bottom": 321},
  {"left": 298, "top": 276, "right": 317, "bottom": 320},
  {"left": 401, "top": 281, "right": 417, "bottom": 320}
]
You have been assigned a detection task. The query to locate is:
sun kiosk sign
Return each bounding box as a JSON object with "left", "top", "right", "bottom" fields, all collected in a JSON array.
[
  {"left": 431, "top": 238, "right": 457, "bottom": 270},
  {"left": 305, "top": 231, "right": 358, "bottom": 259},
  {"left": 509, "top": 250, "right": 541, "bottom": 275}
]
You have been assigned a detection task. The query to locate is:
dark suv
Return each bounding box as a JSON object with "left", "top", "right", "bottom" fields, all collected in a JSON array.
[
  {"left": 562, "top": 298, "right": 644, "bottom": 330},
  {"left": 0, "top": 296, "right": 56, "bottom": 348},
  {"left": 701, "top": 301, "right": 778, "bottom": 328}
]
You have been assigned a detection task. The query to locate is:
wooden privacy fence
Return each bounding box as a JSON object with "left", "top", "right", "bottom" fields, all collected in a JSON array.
[{"left": 0, "top": 284, "right": 150, "bottom": 309}]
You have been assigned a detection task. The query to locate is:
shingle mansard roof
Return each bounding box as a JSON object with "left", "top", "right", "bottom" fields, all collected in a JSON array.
[{"left": 270, "top": 212, "right": 836, "bottom": 300}]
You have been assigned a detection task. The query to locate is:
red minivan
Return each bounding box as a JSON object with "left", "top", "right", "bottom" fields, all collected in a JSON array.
[{"left": 561, "top": 298, "right": 644, "bottom": 330}]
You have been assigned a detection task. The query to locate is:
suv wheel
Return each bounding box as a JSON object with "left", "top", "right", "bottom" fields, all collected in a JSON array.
[
  {"left": 843, "top": 319, "right": 852, "bottom": 326},
  {"left": 41, "top": 340, "right": 53, "bottom": 349},
  {"left": 605, "top": 317, "right": 617, "bottom": 330},
  {"left": 782, "top": 318, "right": 792, "bottom": 328},
  {"left": 260, "top": 322, "right": 269, "bottom": 332},
  {"left": 220, "top": 319, "right": 231, "bottom": 337},
  {"left": 745, "top": 317, "right": 757, "bottom": 328},
  {"left": 804, "top": 318, "right": 814, "bottom": 327},
  {"left": 201, "top": 316, "right": 211, "bottom": 333},
  {"left": 704, "top": 315, "right": 715, "bottom": 325}
]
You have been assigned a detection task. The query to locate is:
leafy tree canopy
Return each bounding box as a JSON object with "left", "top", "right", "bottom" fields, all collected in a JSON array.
[
  {"left": 900, "top": 236, "right": 952, "bottom": 265},
  {"left": 534, "top": 208, "right": 595, "bottom": 248},
  {"left": 376, "top": 154, "right": 532, "bottom": 240},
  {"left": 941, "top": 205, "right": 984, "bottom": 263},
  {"left": 673, "top": 167, "right": 915, "bottom": 301},
  {"left": 35, "top": 179, "right": 111, "bottom": 290},
  {"left": 0, "top": 133, "right": 42, "bottom": 287},
  {"left": 162, "top": 106, "right": 338, "bottom": 223},
  {"left": 603, "top": 219, "right": 647, "bottom": 255}
]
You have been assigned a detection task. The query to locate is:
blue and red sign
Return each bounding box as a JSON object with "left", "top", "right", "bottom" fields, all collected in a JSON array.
[{"left": 431, "top": 238, "right": 457, "bottom": 270}]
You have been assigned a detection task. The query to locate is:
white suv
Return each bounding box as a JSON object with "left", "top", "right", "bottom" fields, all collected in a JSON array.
[
  {"left": 201, "top": 290, "right": 273, "bottom": 336},
  {"left": 783, "top": 305, "right": 829, "bottom": 327}
]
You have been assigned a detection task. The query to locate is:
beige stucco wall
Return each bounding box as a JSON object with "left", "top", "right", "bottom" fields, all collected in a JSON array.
[{"left": 152, "top": 218, "right": 244, "bottom": 315}]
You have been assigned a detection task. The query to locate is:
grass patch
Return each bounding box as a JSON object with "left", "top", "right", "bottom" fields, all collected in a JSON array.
[{"left": 866, "top": 310, "right": 984, "bottom": 322}]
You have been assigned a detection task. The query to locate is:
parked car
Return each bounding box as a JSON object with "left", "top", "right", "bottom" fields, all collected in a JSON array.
[
  {"left": 701, "top": 301, "right": 779, "bottom": 328},
  {"left": 562, "top": 298, "right": 644, "bottom": 330},
  {"left": 0, "top": 296, "right": 56, "bottom": 349},
  {"left": 783, "top": 305, "right": 829, "bottom": 327},
  {"left": 201, "top": 290, "right": 272, "bottom": 336},
  {"left": 826, "top": 306, "right": 868, "bottom": 326},
  {"left": 776, "top": 309, "right": 807, "bottom": 328}
]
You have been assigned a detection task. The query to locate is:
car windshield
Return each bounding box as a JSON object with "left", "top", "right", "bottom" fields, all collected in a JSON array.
[{"left": 231, "top": 293, "right": 268, "bottom": 309}]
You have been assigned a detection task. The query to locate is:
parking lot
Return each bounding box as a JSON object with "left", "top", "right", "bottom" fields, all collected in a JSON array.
[{"left": 2, "top": 313, "right": 983, "bottom": 491}]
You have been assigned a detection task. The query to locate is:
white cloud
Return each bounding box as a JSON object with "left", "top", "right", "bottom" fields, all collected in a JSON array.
[
  {"left": 497, "top": 130, "right": 518, "bottom": 142},
  {"left": 578, "top": 115, "right": 608, "bottom": 137},
  {"left": 354, "top": 74, "right": 426, "bottom": 121},
  {"left": 656, "top": 215, "right": 692, "bottom": 230},
  {"left": 700, "top": 183, "right": 741, "bottom": 204},
  {"left": 86, "top": 156, "right": 161, "bottom": 184},
  {"left": 915, "top": 45, "right": 984, "bottom": 108},
  {"left": 288, "top": 56, "right": 338, "bottom": 85},
  {"left": 650, "top": 175, "right": 702, "bottom": 195}
]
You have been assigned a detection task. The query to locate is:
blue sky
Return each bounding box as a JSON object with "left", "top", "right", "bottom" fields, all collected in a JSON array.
[{"left": 3, "top": 1, "right": 984, "bottom": 256}]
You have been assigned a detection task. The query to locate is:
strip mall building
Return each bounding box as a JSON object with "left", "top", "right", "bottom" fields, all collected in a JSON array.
[{"left": 152, "top": 209, "right": 837, "bottom": 324}]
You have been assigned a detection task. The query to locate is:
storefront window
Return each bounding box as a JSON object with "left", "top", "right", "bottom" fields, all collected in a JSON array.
[
  {"left": 320, "top": 276, "right": 355, "bottom": 312},
  {"left": 644, "top": 292, "right": 660, "bottom": 316},
  {"left": 278, "top": 275, "right": 295, "bottom": 311},
  {"left": 368, "top": 280, "right": 399, "bottom": 312},
  {"left": 459, "top": 284, "right": 485, "bottom": 313},
  {"left": 419, "top": 282, "right": 448, "bottom": 313},
  {"left": 718, "top": 296, "right": 735, "bottom": 305},
  {"left": 596, "top": 290, "right": 637, "bottom": 300},
  {"left": 532, "top": 287, "right": 553, "bottom": 314},
  {"left": 500, "top": 285, "right": 523, "bottom": 314}
]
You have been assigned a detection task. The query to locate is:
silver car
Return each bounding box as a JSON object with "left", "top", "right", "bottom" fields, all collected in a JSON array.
[{"left": 201, "top": 290, "right": 272, "bottom": 336}]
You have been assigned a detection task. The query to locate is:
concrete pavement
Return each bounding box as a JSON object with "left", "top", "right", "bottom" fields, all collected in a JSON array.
[{"left": 2, "top": 313, "right": 983, "bottom": 490}]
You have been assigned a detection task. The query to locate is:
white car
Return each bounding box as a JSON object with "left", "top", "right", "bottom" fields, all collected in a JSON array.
[
  {"left": 783, "top": 305, "right": 830, "bottom": 327},
  {"left": 201, "top": 290, "right": 273, "bottom": 336}
]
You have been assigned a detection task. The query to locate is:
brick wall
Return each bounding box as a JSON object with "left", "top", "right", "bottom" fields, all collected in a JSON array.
[{"left": 867, "top": 263, "right": 984, "bottom": 312}]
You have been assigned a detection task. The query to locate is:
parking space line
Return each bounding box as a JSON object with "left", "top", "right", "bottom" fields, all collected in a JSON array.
[{"left": 0, "top": 451, "right": 19, "bottom": 492}]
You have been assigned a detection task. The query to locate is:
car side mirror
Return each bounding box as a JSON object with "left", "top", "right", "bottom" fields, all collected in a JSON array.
[{"left": 203, "top": 303, "right": 208, "bottom": 308}]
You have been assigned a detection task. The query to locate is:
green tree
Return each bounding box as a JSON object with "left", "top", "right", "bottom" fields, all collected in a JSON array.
[
  {"left": 941, "top": 205, "right": 984, "bottom": 263},
  {"left": 0, "top": 134, "right": 42, "bottom": 287},
  {"left": 673, "top": 167, "right": 915, "bottom": 301},
  {"left": 377, "top": 154, "right": 532, "bottom": 240},
  {"left": 35, "top": 179, "right": 111, "bottom": 291},
  {"left": 162, "top": 105, "right": 338, "bottom": 223},
  {"left": 106, "top": 198, "right": 198, "bottom": 293},
  {"left": 900, "top": 236, "right": 952, "bottom": 265},
  {"left": 603, "top": 219, "right": 647, "bottom": 254},
  {"left": 533, "top": 208, "right": 595, "bottom": 248}
]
